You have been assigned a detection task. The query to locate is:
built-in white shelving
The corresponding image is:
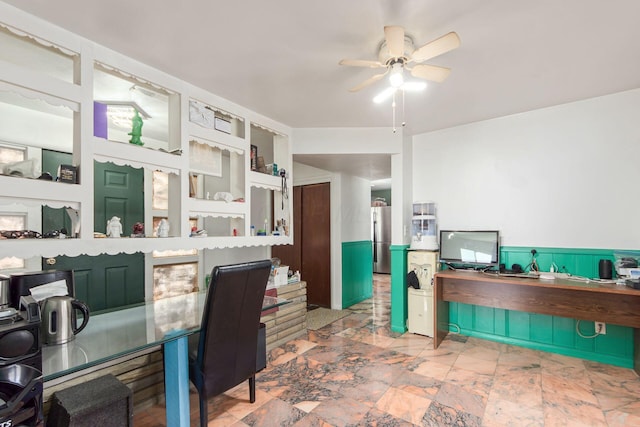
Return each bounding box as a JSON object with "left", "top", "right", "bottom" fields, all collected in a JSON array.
[{"left": 0, "top": 4, "right": 293, "bottom": 260}]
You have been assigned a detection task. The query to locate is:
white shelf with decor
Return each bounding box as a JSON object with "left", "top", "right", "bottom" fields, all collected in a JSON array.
[
  {"left": 186, "top": 98, "right": 249, "bottom": 239},
  {"left": 248, "top": 123, "right": 292, "bottom": 240},
  {"left": 91, "top": 137, "right": 183, "bottom": 176},
  {"left": 0, "top": 3, "right": 293, "bottom": 263}
]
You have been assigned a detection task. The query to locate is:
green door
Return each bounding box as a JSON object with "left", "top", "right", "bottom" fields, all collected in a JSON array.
[
  {"left": 43, "top": 160, "right": 145, "bottom": 313},
  {"left": 94, "top": 160, "right": 144, "bottom": 236}
]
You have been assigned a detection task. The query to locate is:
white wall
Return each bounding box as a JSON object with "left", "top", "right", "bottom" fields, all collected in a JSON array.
[
  {"left": 340, "top": 174, "right": 371, "bottom": 242},
  {"left": 293, "top": 127, "right": 401, "bottom": 154},
  {"left": 203, "top": 246, "right": 271, "bottom": 276},
  {"left": 413, "top": 88, "right": 640, "bottom": 249}
]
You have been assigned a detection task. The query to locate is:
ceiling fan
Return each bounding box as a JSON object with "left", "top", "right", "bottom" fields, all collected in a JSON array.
[{"left": 339, "top": 26, "right": 461, "bottom": 100}]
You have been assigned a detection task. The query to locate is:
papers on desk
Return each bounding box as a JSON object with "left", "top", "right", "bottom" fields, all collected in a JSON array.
[{"left": 29, "top": 279, "right": 68, "bottom": 302}]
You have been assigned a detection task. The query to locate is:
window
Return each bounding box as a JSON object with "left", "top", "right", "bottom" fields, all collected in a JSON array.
[
  {"left": 153, "top": 262, "right": 198, "bottom": 300},
  {"left": 0, "top": 143, "right": 26, "bottom": 165},
  {"left": 150, "top": 170, "right": 199, "bottom": 300},
  {"left": 152, "top": 171, "right": 168, "bottom": 210},
  {"left": 0, "top": 213, "right": 26, "bottom": 269}
]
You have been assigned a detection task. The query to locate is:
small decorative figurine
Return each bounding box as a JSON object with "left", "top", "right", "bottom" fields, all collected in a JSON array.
[
  {"left": 106, "top": 216, "right": 123, "bottom": 238},
  {"left": 132, "top": 222, "right": 144, "bottom": 237},
  {"left": 157, "top": 219, "right": 170, "bottom": 238},
  {"left": 128, "top": 110, "right": 144, "bottom": 146}
]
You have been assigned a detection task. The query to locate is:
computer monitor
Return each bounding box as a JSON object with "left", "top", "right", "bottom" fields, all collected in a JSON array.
[{"left": 439, "top": 230, "right": 500, "bottom": 269}]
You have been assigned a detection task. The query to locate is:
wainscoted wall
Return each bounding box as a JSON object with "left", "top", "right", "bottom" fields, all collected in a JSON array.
[
  {"left": 389, "top": 245, "right": 636, "bottom": 366},
  {"left": 390, "top": 245, "right": 410, "bottom": 333},
  {"left": 448, "top": 246, "right": 635, "bottom": 367},
  {"left": 341, "top": 241, "right": 373, "bottom": 308}
]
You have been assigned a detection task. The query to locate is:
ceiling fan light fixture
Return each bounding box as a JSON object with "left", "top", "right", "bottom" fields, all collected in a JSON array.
[
  {"left": 373, "top": 87, "right": 397, "bottom": 104},
  {"left": 389, "top": 63, "right": 404, "bottom": 88}
]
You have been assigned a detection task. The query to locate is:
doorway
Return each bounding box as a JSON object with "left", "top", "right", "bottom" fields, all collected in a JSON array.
[{"left": 272, "top": 182, "right": 331, "bottom": 308}]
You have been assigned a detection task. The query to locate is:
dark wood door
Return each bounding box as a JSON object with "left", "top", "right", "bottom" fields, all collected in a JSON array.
[{"left": 273, "top": 183, "right": 331, "bottom": 307}]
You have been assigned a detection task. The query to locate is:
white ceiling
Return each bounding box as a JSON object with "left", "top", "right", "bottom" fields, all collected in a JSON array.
[{"left": 5, "top": 0, "right": 640, "bottom": 183}]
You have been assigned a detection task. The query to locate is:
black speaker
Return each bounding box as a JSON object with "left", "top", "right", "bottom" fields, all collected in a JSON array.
[
  {"left": 47, "top": 374, "right": 133, "bottom": 427},
  {"left": 599, "top": 259, "right": 613, "bottom": 280},
  {"left": 0, "top": 307, "right": 43, "bottom": 427}
]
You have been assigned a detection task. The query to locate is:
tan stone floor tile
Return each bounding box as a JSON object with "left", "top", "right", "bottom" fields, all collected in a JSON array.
[
  {"left": 375, "top": 386, "right": 432, "bottom": 425},
  {"left": 413, "top": 358, "right": 452, "bottom": 381},
  {"left": 483, "top": 394, "right": 544, "bottom": 427},
  {"left": 454, "top": 353, "right": 497, "bottom": 376}
]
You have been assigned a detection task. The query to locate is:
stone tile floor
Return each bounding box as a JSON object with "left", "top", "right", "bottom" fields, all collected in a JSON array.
[{"left": 134, "top": 274, "right": 640, "bottom": 426}]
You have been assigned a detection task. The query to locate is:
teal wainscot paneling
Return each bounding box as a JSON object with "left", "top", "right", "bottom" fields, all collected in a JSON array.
[
  {"left": 342, "top": 241, "right": 373, "bottom": 308},
  {"left": 390, "top": 244, "right": 410, "bottom": 333},
  {"left": 447, "top": 246, "right": 634, "bottom": 368}
]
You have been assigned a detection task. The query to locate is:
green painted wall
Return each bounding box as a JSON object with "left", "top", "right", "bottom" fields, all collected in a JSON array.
[
  {"left": 390, "top": 245, "right": 409, "bottom": 333},
  {"left": 391, "top": 245, "right": 636, "bottom": 367},
  {"left": 342, "top": 241, "right": 373, "bottom": 308}
]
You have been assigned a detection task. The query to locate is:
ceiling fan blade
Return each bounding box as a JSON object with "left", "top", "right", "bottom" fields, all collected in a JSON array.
[
  {"left": 349, "top": 72, "right": 387, "bottom": 92},
  {"left": 339, "top": 59, "right": 385, "bottom": 68},
  {"left": 410, "top": 64, "right": 452, "bottom": 83},
  {"left": 411, "top": 32, "right": 460, "bottom": 63},
  {"left": 384, "top": 26, "right": 405, "bottom": 58}
]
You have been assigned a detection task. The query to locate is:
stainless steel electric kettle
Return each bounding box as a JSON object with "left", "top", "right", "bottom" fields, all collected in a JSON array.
[{"left": 41, "top": 296, "right": 90, "bottom": 345}]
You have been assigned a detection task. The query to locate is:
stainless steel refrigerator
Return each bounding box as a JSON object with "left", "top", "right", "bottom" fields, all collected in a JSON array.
[{"left": 372, "top": 206, "right": 391, "bottom": 273}]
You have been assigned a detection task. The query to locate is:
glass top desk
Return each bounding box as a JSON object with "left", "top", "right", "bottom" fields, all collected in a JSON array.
[{"left": 42, "top": 291, "right": 288, "bottom": 426}]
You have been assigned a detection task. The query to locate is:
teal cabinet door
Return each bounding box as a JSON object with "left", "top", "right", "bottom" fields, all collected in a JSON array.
[
  {"left": 41, "top": 149, "right": 73, "bottom": 235},
  {"left": 42, "top": 161, "right": 146, "bottom": 312},
  {"left": 94, "top": 160, "right": 144, "bottom": 236},
  {"left": 43, "top": 252, "right": 145, "bottom": 313}
]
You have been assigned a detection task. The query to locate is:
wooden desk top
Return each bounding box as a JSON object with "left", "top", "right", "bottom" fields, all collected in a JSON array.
[
  {"left": 435, "top": 269, "right": 639, "bottom": 295},
  {"left": 434, "top": 269, "right": 640, "bottom": 328}
]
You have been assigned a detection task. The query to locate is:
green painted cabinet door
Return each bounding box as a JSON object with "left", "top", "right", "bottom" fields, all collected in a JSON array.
[
  {"left": 43, "top": 161, "right": 145, "bottom": 313},
  {"left": 41, "top": 149, "right": 73, "bottom": 235},
  {"left": 94, "top": 160, "right": 144, "bottom": 236},
  {"left": 44, "top": 252, "right": 145, "bottom": 313}
]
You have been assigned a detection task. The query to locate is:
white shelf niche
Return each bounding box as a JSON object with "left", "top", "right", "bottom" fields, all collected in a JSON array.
[
  {"left": 188, "top": 137, "right": 245, "bottom": 204},
  {"left": 92, "top": 137, "right": 182, "bottom": 176},
  {"left": 93, "top": 62, "right": 180, "bottom": 154},
  {"left": 188, "top": 99, "right": 245, "bottom": 140}
]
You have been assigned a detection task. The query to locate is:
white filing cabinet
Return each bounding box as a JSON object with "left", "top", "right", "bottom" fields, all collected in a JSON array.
[{"left": 407, "top": 250, "right": 438, "bottom": 336}]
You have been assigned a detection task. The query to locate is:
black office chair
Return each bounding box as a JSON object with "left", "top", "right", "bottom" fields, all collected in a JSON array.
[{"left": 188, "top": 259, "right": 271, "bottom": 427}]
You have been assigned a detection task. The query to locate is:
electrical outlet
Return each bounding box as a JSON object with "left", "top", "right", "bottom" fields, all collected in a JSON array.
[{"left": 595, "top": 322, "right": 606, "bottom": 335}]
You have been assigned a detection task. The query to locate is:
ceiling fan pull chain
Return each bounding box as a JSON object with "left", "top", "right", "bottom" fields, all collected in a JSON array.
[
  {"left": 402, "top": 90, "right": 406, "bottom": 128},
  {"left": 392, "top": 91, "right": 397, "bottom": 133}
]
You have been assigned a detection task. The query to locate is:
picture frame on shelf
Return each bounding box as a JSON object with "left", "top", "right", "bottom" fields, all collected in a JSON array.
[
  {"left": 58, "top": 164, "right": 78, "bottom": 184},
  {"left": 250, "top": 145, "right": 258, "bottom": 171}
]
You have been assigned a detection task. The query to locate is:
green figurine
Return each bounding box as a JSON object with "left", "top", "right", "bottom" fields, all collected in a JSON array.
[{"left": 128, "top": 110, "right": 144, "bottom": 146}]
